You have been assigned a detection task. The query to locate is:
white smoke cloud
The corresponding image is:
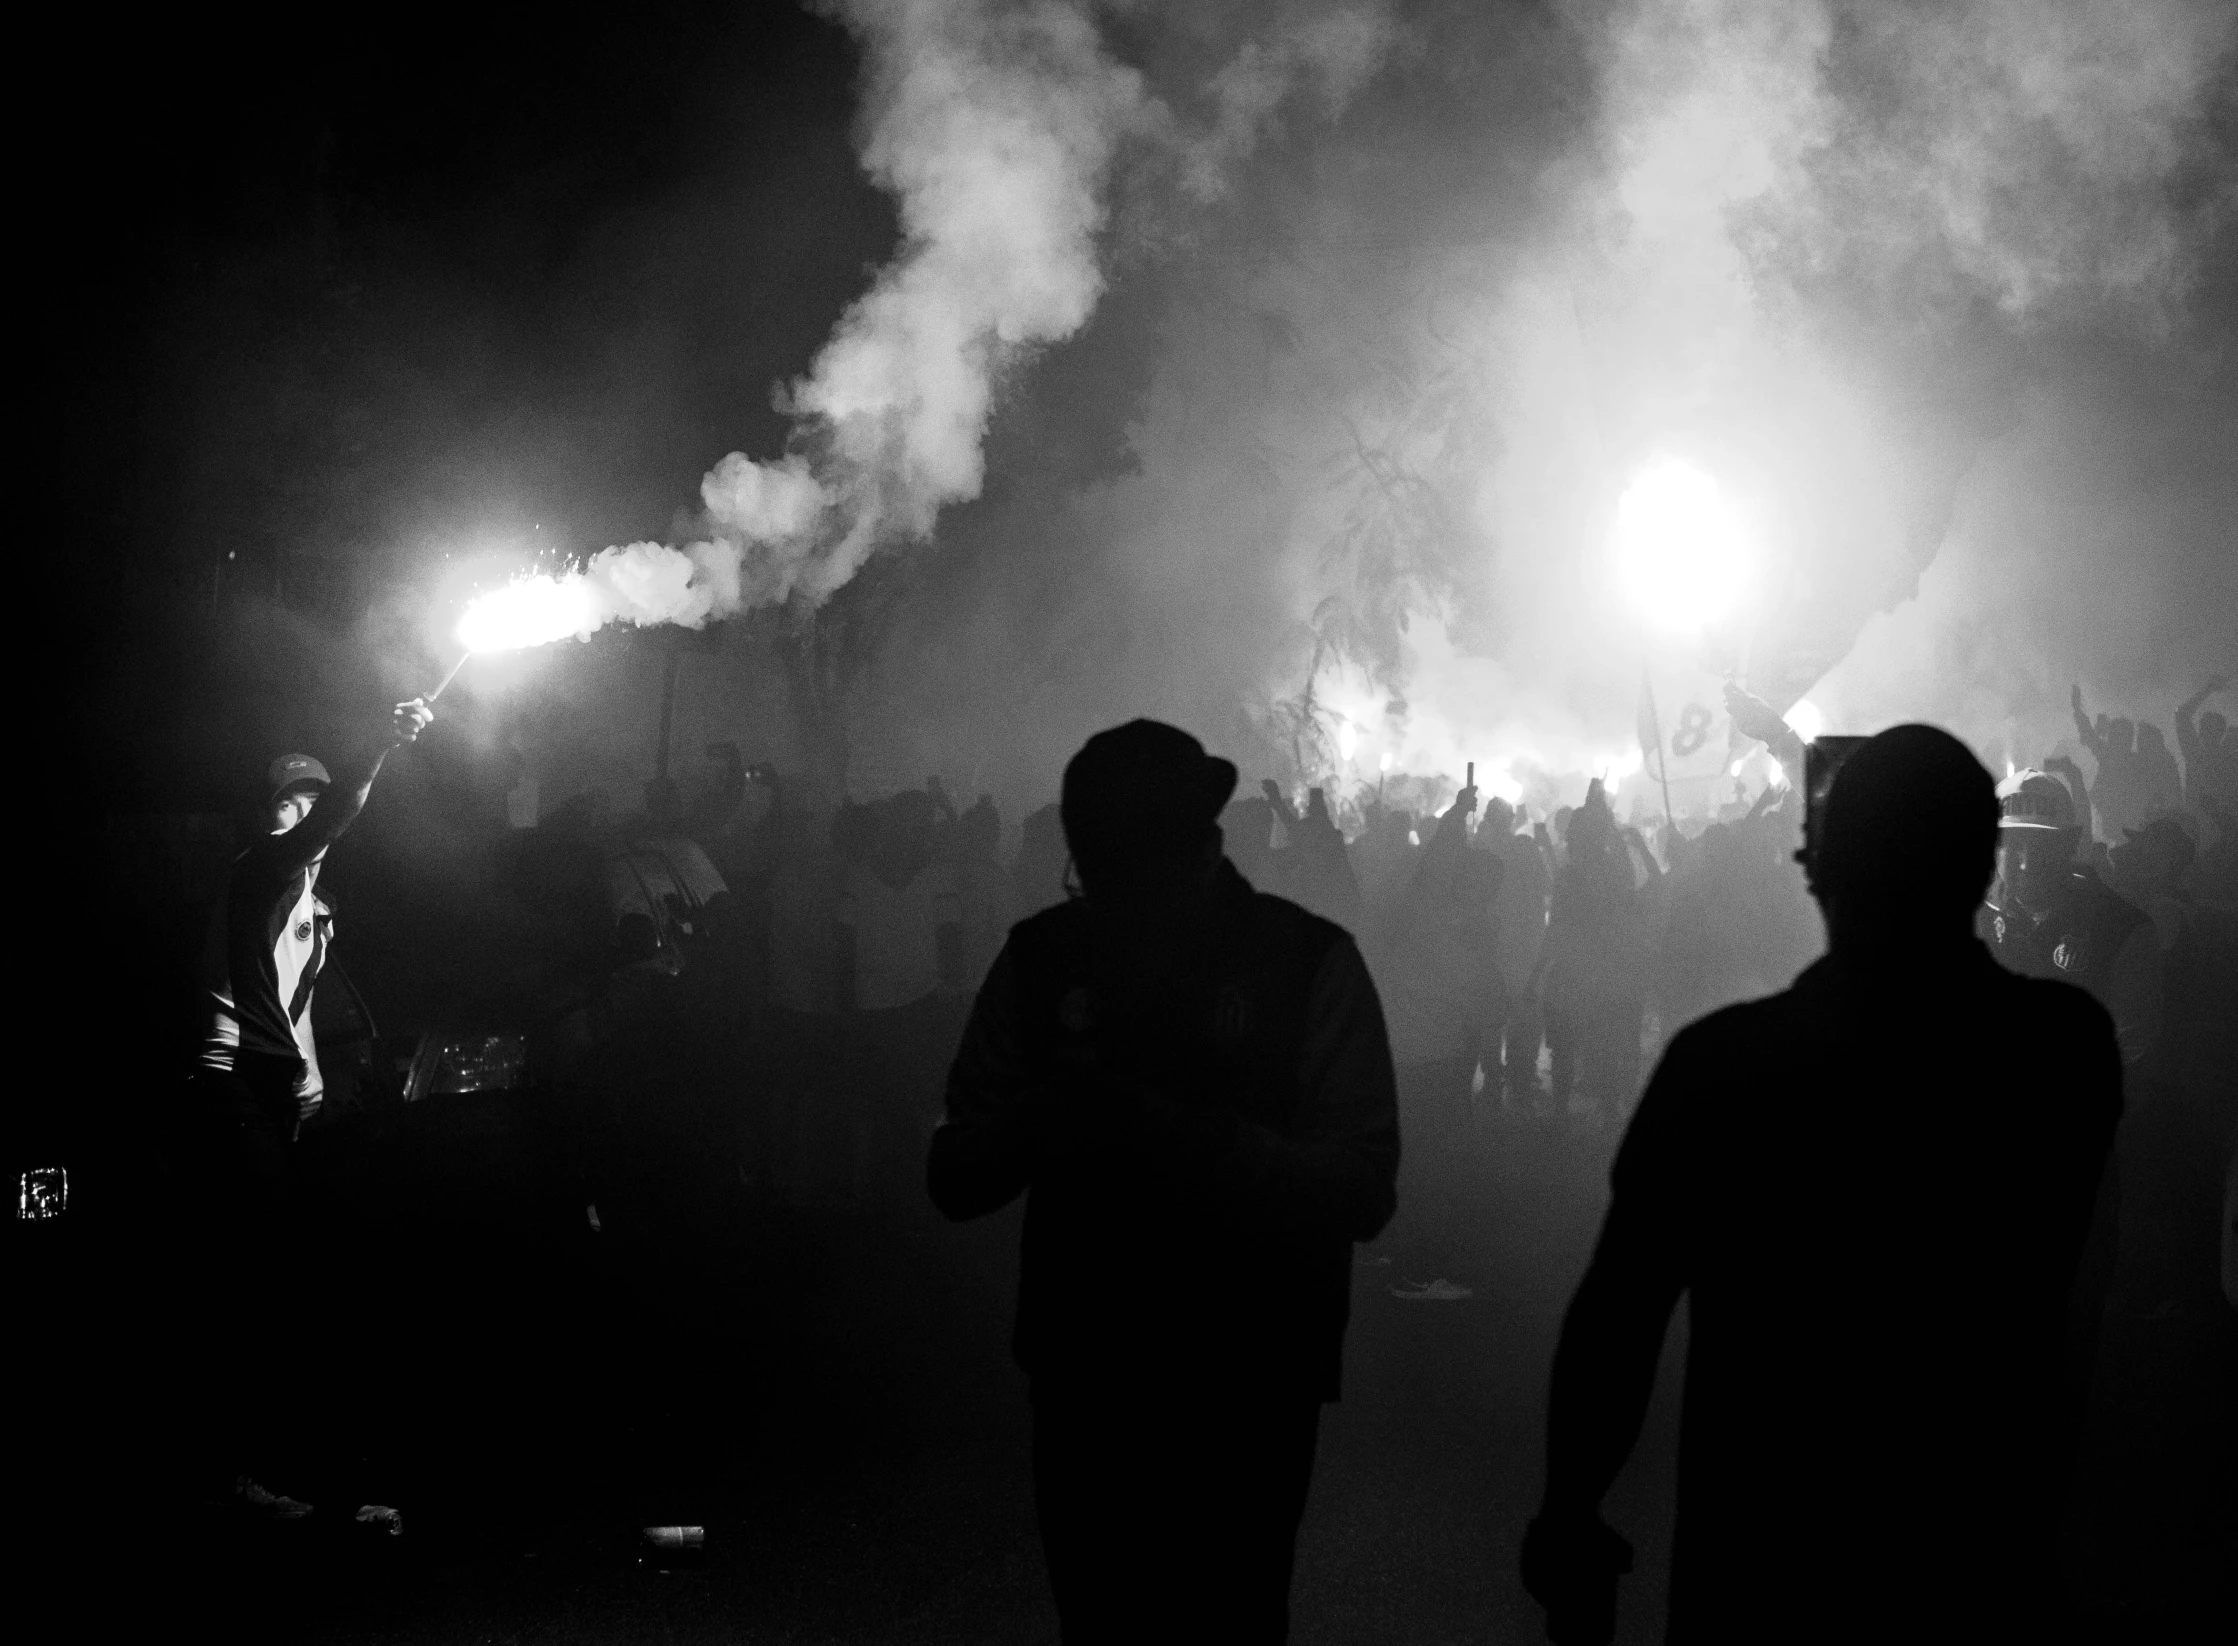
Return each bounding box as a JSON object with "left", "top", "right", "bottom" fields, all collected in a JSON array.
[
  {"left": 460, "top": 0, "right": 1399, "bottom": 650},
  {"left": 1803, "top": 0, "right": 2238, "bottom": 321},
  {"left": 1256, "top": 0, "right": 2238, "bottom": 810},
  {"left": 1180, "top": 5, "right": 1397, "bottom": 201}
]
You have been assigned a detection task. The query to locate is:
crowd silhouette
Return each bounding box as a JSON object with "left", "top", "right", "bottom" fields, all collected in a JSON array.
[{"left": 169, "top": 673, "right": 2236, "bottom": 1642}]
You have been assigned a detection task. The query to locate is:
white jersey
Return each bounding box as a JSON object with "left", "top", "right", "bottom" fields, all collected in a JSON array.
[{"left": 202, "top": 865, "right": 329, "bottom": 1108}]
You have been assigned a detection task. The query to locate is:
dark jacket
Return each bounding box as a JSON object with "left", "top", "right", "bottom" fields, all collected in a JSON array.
[
  {"left": 1553, "top": 945, "right": 2120, "bottom": 1640},
  {"left": 1982, "top": 865, "right": 2148, "bottom": 1006},
  {"left": 928, "top": 862, "right": 1399, "bottom": 1400}
]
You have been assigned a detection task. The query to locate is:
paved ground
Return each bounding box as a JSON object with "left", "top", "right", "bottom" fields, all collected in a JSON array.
[{"left": 36, "top": 1103, "right": 2235, "bottom": 1642}]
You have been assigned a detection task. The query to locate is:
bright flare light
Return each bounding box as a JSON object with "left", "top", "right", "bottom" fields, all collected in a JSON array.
[
  {"left": 1783, "top": 698, "right": 1824, "bottom": 743},
  {"left": 1610, "top": 458, "right": 1752, "bottom": 634},
  {"left": 456, "top": 574, "right": 597, "bottom": 654},
  {"left": 1337, "top": 722, "right": 1359, "bottom": 761}
]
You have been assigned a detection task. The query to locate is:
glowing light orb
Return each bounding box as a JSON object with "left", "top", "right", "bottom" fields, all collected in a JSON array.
[
  {"left": 1783, "top": 698, "right": 1824, "bottom": 743},
  {"left": 456, "top": 574, "right": 596, "bottom": 654},
  {"left": 1379, "top": 751, "right": 1394, "bottom": 774},
  {"left": 1337, "top": 723, "right": 1359, "bottom": 761},
  {"left": 1610, "top": 459, "right": 1752, "bottom": 634},
  {"left": 1765, "top": 755, "right": 1786, "bottom": 788}
]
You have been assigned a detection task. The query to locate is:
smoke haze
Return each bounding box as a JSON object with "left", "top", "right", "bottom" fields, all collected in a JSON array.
[
  {"left": 530, "top": 0, "right": 1399, "bottom": 646},
  {"left": 129, "top": 2, "right": 2233, "bottom": 825},
  {"left": 814, "top": 0, "right": 2237, "bottom": 813}
]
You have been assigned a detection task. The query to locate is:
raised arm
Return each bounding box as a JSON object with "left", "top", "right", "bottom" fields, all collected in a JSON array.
[
  {"left": 1723, "top": 682, "right": 1806, "bottom": 778},
  {"left": 2071, "top": 684, "right": 2102, "bottom": 756},
  {"left": 1260, "top": 777, "right": 1299, "bottom": 827},
  {"left": 2174, "top": 675, "right": 2226, "bottom": 778},
  {"left": 257, "top": 699, "right": 431, "bottom": 876},
  {"left": 1386, "top": 782, "right": 1479, "bottom": 936},
  {"left": 2177, "top": 674, "right": 2227, "bottom": 724}
]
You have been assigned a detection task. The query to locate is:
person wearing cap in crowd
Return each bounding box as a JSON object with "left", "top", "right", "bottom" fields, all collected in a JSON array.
[
  {"left": 926, "top": 718, "right": 1399, "bottom": 1644},
  {"left": 190, "top": 694, "right": 432, "bottom": 1520},
  {"left": 1522, "top": 725, "right": 2121, "bottom": 1644},
  {"left": 1980, "top": 767, "right": 2161, "bottom": 1066}
]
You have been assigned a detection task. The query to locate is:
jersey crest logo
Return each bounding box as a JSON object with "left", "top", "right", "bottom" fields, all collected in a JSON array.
[
  {"left": 295, "top": 920, "right": 313, "bottom": 943},
  {"left": 2052, "top": 938, "right": 2080, "bottom": 972},
  {"left": 1057, "top": 987, "right": 1094, "bottom": 1034}
]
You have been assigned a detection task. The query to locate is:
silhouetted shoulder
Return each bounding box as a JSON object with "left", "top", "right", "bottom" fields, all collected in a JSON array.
[
  {"left": 1239, "top": 885, "right": 1353, "bottom": 957},
  {"left": 1003, "top": 880, "right": 1354, "bottom": 968},
  {"left": 1009, "top": 895, "right": 1089, "bottom": 952},
  {"left": 1632, "top": 957, "right": 2121, "bottom": 1149},
  {"left": 1649, "top": 990, "right": 1802, "bottom": 1079},
  {"left": 1998, "top": 965, "right": 2121, "bottom": 1054}
]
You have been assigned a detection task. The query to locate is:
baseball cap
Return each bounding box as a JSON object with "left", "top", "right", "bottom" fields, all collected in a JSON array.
[
  {"left": 1061, "top": 719, "right": 1238, "bottom": 881},
  {"left": 268, "top": 752, "right": 331, "bottom": 805},
  {"left": 1996, "top": 769, "right": 2077, "bottom": 831}
]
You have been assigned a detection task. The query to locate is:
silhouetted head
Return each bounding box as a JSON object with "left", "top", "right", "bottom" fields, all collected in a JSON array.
[
  {"left": 1061, "top": 719, "right": 1238, "bottom": 904},
  {"left": 1014, "top": 802, "right": 1069, "bottom": 904},
  {"left": 1482, "top": 795, "right": 1516, "bottom": 838},
  {"left": 1569, "top": 780, "right": 1615, "bottom": 854},
  {"left": 2108, "top": 716, "right": 2135, "bottom": 752},
  {"left": 1220, "top": 796, "right": 1275, "bottom": 881},
  {"left": 266, "top": 752, "right": 330, "bottom": 834},
  {"left": 2201, "top": 710, "right": 2227, "bottom": 746},
  {"left": 1809, "top": 725, "right": 1998, "bottom": 946}
]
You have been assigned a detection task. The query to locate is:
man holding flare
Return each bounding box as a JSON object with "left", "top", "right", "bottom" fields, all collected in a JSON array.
[{"left": 190, "top": 692, "right": 433, "bottom": 1518}]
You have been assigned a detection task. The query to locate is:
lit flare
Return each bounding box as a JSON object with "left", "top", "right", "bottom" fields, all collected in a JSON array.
[
  {"left": 456, "top": 574, "right": 599, "bottom": 654},
  {"left": 1610, "top": 458, "right": 1753, "bottom": 635}
]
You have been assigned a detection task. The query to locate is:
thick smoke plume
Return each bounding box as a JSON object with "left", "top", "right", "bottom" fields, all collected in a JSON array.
[{"left": 471, "top": 0, "right": 1397, "bottom": 649}]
